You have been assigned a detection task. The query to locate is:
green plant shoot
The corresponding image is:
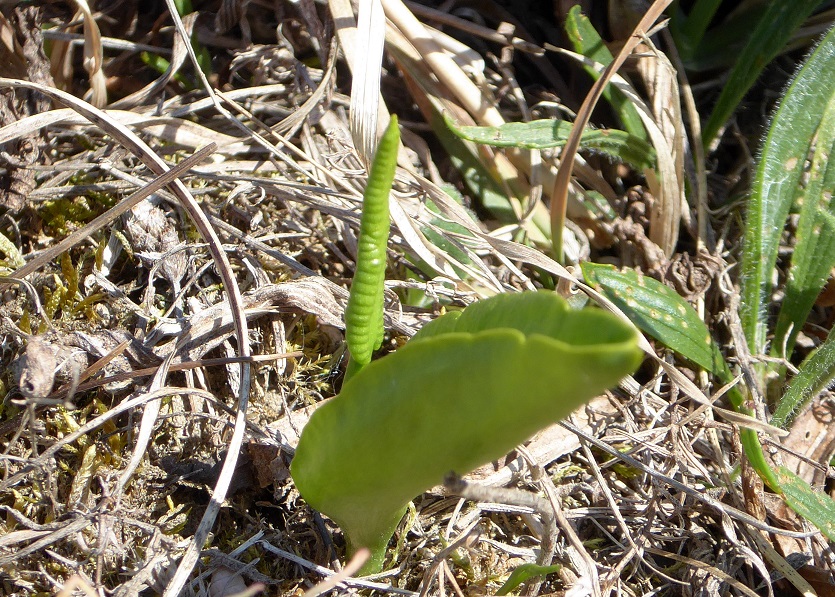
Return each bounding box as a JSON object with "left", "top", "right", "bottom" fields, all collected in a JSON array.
[
  {"left": 344, "top": 115, "right": 398, "bottom": 380},
  {"left": 445, "top": 115, "right": 655, "bottom": 172},
  {"left": 741, "top": 24, "right": 835, "bottom": 360},
  {"left": 564, "top": 6, "right": 646, "bottom": 141},
  {"left": 291, "top": 291, "right": 642, "bottom": 573},
  {"left": 581, "top": 262, "right": 779, "bottom": 489},
  {"left": 701, "top": 0, "right": 821, "bottom": 146}
]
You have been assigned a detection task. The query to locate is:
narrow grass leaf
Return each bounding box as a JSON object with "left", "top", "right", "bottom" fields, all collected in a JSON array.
[
  {"left": 564, "top": 5, "right": 646, "bottom": 140},
  {"left": 772, "top": 90, "right": 835, "bottom": 357},
  {"left": 771, "top": 327, "right": 835, "bottom": 429},
  {"left": 669, "top": 0, "right": 723, "bottom": 62},
  {"left": 740, "top": 24, "right": 835, "bottom": 357},
  {"left": 673, "top": 3, "right": 760, "bottom": 71},
  {"left": 496, "top": 563, "right": 561, "bottom": 596},
  {"left": 292, "top": 292, "right": 641, "bottom": 573},
  {"left": 702, "top": 0, "right": 821, "bottom": 146},
  {"left": 777, "top": 466, "right": 835, "bottom": 541},
  {"left": 445, "top": 115, "right": 655, "bottom": 172}
]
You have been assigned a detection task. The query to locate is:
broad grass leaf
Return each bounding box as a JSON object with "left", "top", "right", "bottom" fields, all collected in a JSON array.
[
  {"left": 581, "top": 263, "right": 782, "bottom": 489},
  {"left": 701, "top": 0, "right": 821, "bottom": 146},
  {"left": 444, "top": 115, "right": 655, "bottom": 172},
  {"left": 772, "top": 90, "right": 835, "bottom": 357},
  {"left": 581, "top": 262, "right": 729, "bottom": 379},
  {"left": 740, "top": 24, "right": 835, "bottom": 357},
  {"left": 291, "top": 292, "right": 641, "bottom": 573}
]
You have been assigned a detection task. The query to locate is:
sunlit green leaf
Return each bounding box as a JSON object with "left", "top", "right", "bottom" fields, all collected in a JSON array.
[
  {"left": 777, "top": 466, "right": 835, "bottom": 541},
  {"left": 772, "top": 327, "right": 835, "bottom": 428},
  {"left": 445, "top": 115, "right": 655, "bottom": 172},
  {"left": 292, "top": 292, "right": 641, "bottom": 573},
  {"left": 565, "top": 5, "right": 646, "bottom": 140},
  {"left": 739, "top": 24, "right": 835, "bottom": 358},
  {"left": 581, "top": 262, "right": 728, "bottom": 378},
  {"left": 772, "top": 90, "right": 835, "bottom": 357}
]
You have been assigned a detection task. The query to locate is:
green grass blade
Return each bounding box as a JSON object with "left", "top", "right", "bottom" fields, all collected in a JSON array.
[
  {"left": 702, "top": 0, "right": 821, "bottom": 147},
  {"left": 344, "top": 116, "right": 398, "bottom": 376},
  {"left": 445, "top": 116, "right": 655, "bottom": 172},
  {"left": 739, "top": 24, "right": 835, "bottom": 357},
  {"left": 777, "top": 466, "right": 835, "bottom": 541},
  {"left": 564, "top": 6, "right": 646, "bottom": 140},
  {"left": 669, "top": 0, "right": 723, "bottom": 61},
  {"left": 675, "top": 4, "right": 776, "bottom": 72},
  {"left": 771, "top": 327, "right": 835, "bottom": 428},
  {"left": 496, "top": 563, "right": 561, "bottom": 596},
  {"left": 772, "top": 90, "right": 835, "bottom": 357}
]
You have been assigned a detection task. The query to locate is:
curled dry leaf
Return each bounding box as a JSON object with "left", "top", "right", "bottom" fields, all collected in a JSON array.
[
  {"left": 123, "top": 199, "right": 187, "bottom": 290},
  {"left": 14, "top": 336, "right": 87, "bottom": 404},
  {"left": 210, "top": 567, "right": 264, "bottom": 597},
  {"left": 779, "top": 396, "right": 835, "bottom": 489},
  {"left": 14, "top": 336, "right": 59, "bottom": 401}
]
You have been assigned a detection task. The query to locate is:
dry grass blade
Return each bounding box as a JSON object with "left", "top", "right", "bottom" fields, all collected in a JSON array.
[
  {"left": 382, "top": 0, "right": 504, "bottom": 127},
  {"left": 635, "top": 36, "right": 685, "bottom": 256},
  {"left": 560, "top": 420, "right": 810, "bottom": 538},
  {"left": 550, "top": 0, "right": 673, "bottom": 260},
  {"left": 117, "top": 352, "right": 176, "bottom": 489},
  {"left": 49, "top": 0, "right": 106, "bottom": 107},
  {"left": 109, "top": 12, "right": 195, "bottom": 109},
  {"left": 70, "top": 0, "right": 106, "bottom": 107},
  {"left": 5, "top": 143, "right": 216, "bottom": 283},
  {"left": 643, "top": 547, "right": 764, "bottom": 597},
  {"left": 0, "top": 76, "right": 253, "bottom": 597},
  {"left": 350, "top": 0, "right": 387, "bottom": 165},
  {"left": 301, "top": 548, "right": 369, "bottom": 597}
]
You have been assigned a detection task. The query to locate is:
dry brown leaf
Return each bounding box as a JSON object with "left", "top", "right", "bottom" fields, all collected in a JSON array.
[{"left": 780, "top": 396, "right": 835, "bottom": 488}]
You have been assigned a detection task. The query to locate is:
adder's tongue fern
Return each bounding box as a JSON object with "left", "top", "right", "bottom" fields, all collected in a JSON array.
[{"left": 344, "top": 115, "right": 399, "bottom": 381}]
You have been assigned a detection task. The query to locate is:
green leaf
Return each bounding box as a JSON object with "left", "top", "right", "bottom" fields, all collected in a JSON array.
[
  {"left": 772, "top": 89, "right": 835, "bottom": 357},
  {"left": 777, "top": 466, "right": 835, "bottom": 541},
  {"left": 0, "top": 231, "right": 24, "bottom": 269},
  {"left": 496, "top": 563, "right": 562, "bottom": 596},
  {"left": 581, "top": 262, "right": 781, "bottom": 489},
  {"left": 669, "top": 0, "right": 723, "bottom": 62},
  {"left": 580, "top": 262, "right": 729, "bottom": 380},
  {"left": 673, "top": 3, "right": 766, "bottom": 71},
  {"left": 739, "top": 24, "right": 835, "bottom": 358},
  {"left": 291, "top": 292, "right": 641, "bottom": 573},
  {"left": 344, "top": 116, "right": 398, "bottom": 377},
  {"left": 565, "top": 5, "right": 646, "bottom": 140},
  {"left": 445, "top": 115, "right": 655, "bottom": 172},
  {"left": 702, "top": 0, "right": 822, "bottom": 146},
  {"left": 772, "top": 327, "right": 835, "bottom": 428}
]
